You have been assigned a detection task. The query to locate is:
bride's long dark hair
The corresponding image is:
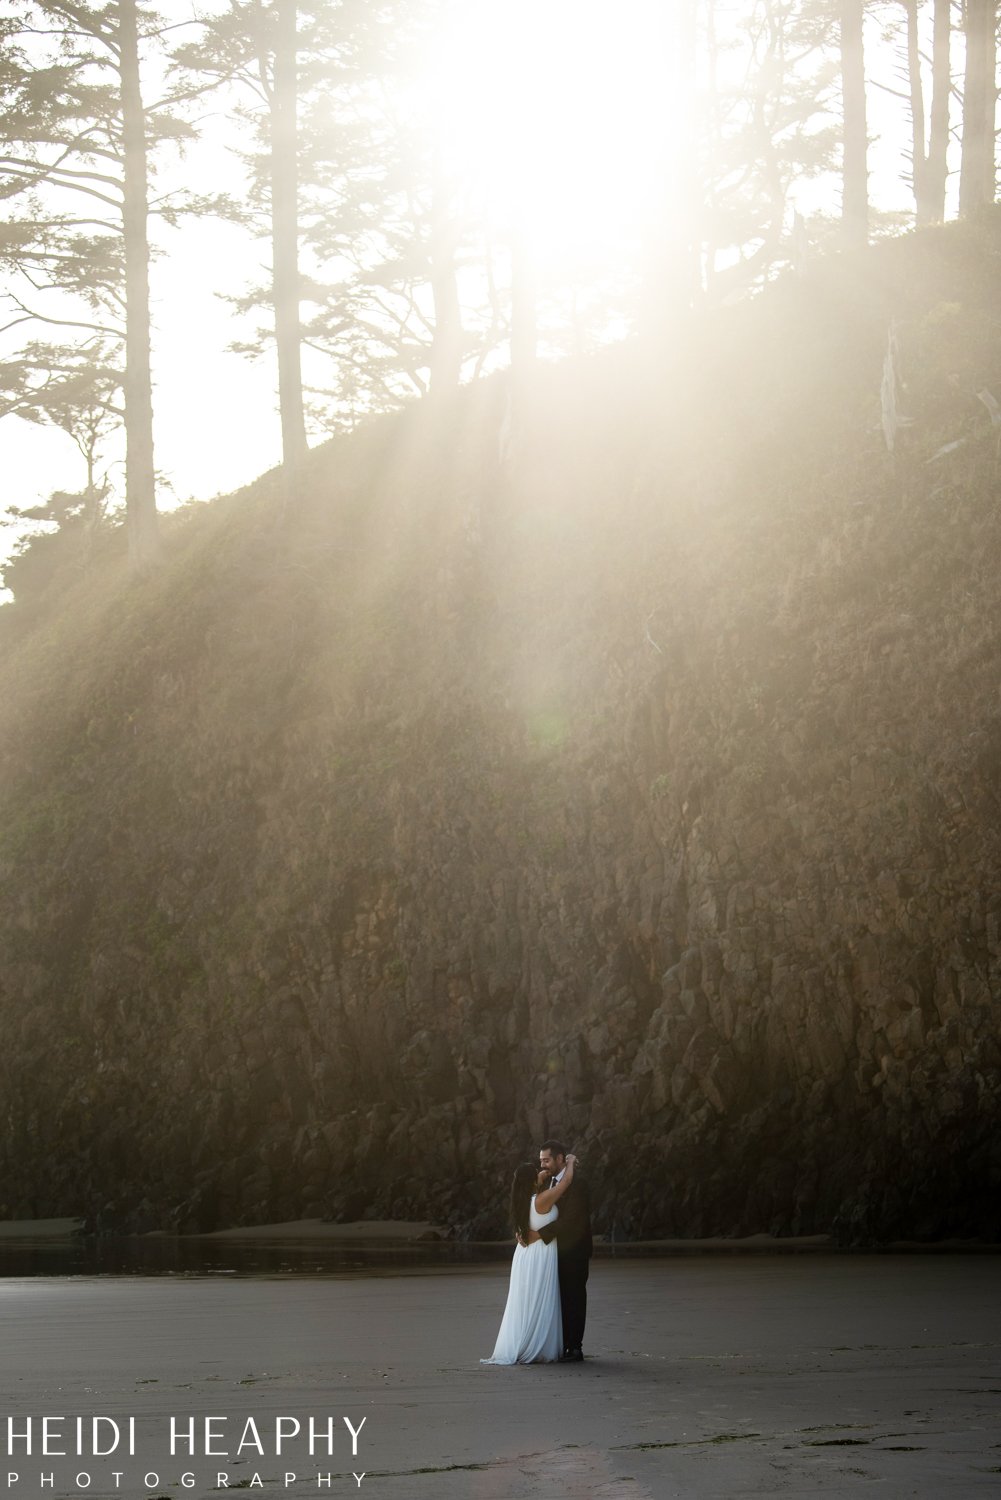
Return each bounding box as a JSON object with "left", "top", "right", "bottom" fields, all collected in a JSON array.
[{"left": 510, "top": 1162, "right": 539, "bottom": 1242}]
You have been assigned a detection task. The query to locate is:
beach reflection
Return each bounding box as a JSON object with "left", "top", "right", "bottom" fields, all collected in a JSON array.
[{"left": 0, "top": 1235, "right": 503, "bottom": 1277}]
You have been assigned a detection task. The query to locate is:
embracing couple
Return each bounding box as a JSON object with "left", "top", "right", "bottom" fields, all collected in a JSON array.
[{"left": 481, "top": 1138, "right": 593, "bottom": 1366}]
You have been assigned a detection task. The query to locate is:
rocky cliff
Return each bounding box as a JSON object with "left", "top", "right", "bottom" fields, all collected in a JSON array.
[{"left": 2, "top": 219, "right": 1001, "bottom": 1243}]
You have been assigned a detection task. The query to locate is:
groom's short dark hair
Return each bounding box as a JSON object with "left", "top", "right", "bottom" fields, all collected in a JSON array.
[{"left": 541, "top": 1138, "right": 567, "bottom": 1159}]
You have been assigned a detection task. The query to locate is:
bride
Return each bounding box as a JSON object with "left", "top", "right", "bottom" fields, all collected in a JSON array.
[{"left": 481, "top": 1152, "right": 577, "bottom": 1365}]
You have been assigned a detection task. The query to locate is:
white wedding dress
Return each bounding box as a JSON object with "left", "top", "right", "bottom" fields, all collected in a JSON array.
[{"left": 481, "top": 1196, "right": 562, "bottom": 1364}]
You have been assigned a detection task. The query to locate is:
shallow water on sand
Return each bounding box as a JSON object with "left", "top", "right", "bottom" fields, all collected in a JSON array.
[
  {"left": 0, "top": 1235, "right": 504, "bottom": 1277},
  {"left": 0, "top": 1231, "right": 991, "bottom": 1277}
]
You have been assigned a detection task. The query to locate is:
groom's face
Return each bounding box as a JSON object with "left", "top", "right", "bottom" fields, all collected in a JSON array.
[{"left": 539, "top": 1147, "right": 564, "bottom": 1180}]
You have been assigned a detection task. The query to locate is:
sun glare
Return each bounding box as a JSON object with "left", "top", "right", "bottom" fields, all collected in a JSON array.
[{"left": 422, "top": 0, "right": 677, "bottom": 268}]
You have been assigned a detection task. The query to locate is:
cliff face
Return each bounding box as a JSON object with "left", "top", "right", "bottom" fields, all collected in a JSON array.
[{"left": 2, "top": 221, "right": 1001, "bottom": 1243}]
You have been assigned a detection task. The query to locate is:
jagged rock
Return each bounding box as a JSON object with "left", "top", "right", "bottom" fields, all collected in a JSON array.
[{"left": 2, "top": 222, "right": 1001, "bottom": 1244}]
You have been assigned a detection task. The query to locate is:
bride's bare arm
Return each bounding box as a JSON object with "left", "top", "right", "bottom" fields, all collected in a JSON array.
[{"left": 534, "top": 1154, "right": 576, "bottom": 1214}]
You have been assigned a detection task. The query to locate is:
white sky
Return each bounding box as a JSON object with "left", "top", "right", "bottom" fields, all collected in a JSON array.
[{"left": 4, "top": 216, "right": 281, "bottom": 502}]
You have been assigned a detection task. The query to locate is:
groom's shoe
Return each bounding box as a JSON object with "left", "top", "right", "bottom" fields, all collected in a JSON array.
[{"left": 561, "top": 1347, "right": 584, "bottom": 1362}]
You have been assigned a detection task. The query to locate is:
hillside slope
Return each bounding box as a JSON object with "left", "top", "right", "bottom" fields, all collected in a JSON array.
[{"left": 3, "top": 218, "right": 1001, "bottom": 1242}]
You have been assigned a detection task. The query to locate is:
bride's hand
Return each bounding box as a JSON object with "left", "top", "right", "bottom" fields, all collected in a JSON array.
[{"left": 566, "top": 1153, "right": 578, "bottom": 1170}]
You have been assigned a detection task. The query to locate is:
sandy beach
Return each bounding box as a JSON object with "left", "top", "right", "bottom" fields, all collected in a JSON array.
[{"left": 1, "top": 1253, "right": 999, "bottom": 1498}]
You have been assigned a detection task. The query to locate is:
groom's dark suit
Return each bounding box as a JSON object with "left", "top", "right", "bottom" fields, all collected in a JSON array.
[{"left": 539, "top": 1169, "right": 593, "bottom": 1355}]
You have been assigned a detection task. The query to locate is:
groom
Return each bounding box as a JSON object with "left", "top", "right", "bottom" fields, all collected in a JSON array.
[{"left": 537, "top": 1138, "right": 593, "bottom": 1362}]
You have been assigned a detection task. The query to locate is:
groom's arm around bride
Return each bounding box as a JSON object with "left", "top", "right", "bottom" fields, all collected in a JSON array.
[
  {"left": 537, "top": 1144, "right": 592, "bottom": 1255},
  {"left": 539, "top": 1167, "right": 592, "bottom": 1254}
]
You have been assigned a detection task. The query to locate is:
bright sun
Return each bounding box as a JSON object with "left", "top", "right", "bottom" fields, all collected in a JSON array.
[{"left": 420, "top": 0, "right": 679, "bottom": 270}]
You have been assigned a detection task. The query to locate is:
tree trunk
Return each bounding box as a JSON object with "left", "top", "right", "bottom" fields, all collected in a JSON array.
[
  {"left": 119, "top": 0, "right": 159, "bottom": 568},
  {"left": 959, "top": 0, "right": 998, "bottom": 217},
  {"left": 428, "top": 150, "right": 463, "bottom": 396},
  {"left": 841, "top": 0, "right": 869, "bottom": 249},
  {"left": 904, "top": 0, "right": 932, "bottom": 221},
  {"left": 926, "top": 0, "right": 952, "bottom": 221},
  {"left": 271, "top": 0, "right": 306, "bottom": 490}
]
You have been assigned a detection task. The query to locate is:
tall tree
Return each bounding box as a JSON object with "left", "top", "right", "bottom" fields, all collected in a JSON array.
[
  {"left": 119, "top": 0, "right": 157, "bottom": 564},
  {"left": 269, "top": 0, "right": 307, "bottom": 484},
  {"left": 926, "top": 0, "right": 953, "bottom": 221},
  {"left": 840, "top": 0, "right": 869, "bottom": 247},
  {"left": 298, "top": 0, "right": 487, "bottom": 413},
  {"left": 181, "top": 0, "right": 311, "bottom": 482},
  {"left": 959, "top": 0, "right": 998, "bottom": 216},
  {"left": 703, "top": 0, "right": 836, "bottom": 294},
  {"left": 900, "top": 0, "right": 953, "bottom": 223},
  {"left": 0, "top": 0, "right": 204, "bottom": 568},
  {"left": 178, "top": 0, "right": 501, "bottom": 430},
  {"left": 174, "top": 0, "right": 372, "bottom": 469}
]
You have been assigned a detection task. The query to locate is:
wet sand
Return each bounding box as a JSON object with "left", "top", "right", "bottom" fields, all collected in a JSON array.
[{"left": 1, "top": 1255, "right": 999, "bottom": 1498}]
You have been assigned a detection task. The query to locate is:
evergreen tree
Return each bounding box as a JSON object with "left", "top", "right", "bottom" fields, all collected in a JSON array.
[
  {"left": 1, "top": 340, "right": 122, "bottom": 601},
  {"left": 271, "top": 0, "right": 306, "bottom": 481},
  {"left": 304, "top": 0, "right": 482, "bottom": 411},
  {"left": 702, "top": 0, "right": 838, "bottom": 294},
  {"left": 959, "top": 0, "right": 998, "bottom": 216},
  {"left": 840, "top": 0, "right": 869, "bottom": 246},
  {"left": 926, "top": 0, "right": 953, "bottom": 222},
  {"left": 295, "top": 4, "right": 473, "bottom": 416},
  {"left": 888, "top": 0, "right": 953, "bottom": 224},
  {"left": 1, "top": 338, "right": 121, "bottom": 492},
  {"left": 173, "top": 0, "right": 388, "bottom": 463},
  {"left": 0, "top": 0, "right": 209, "bottom": 568}
]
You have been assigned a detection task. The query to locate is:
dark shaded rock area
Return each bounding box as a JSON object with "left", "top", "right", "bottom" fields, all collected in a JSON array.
[{"left": 2, "top": 219, "right": 1001, "bottom": 1245}]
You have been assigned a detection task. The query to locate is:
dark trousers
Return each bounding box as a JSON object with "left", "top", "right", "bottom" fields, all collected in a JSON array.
[{"left": 558, "top": 1250, "right": 590, "bottom": 1352}]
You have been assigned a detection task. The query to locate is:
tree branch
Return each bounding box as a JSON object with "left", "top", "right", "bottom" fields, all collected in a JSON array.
[
  {"left": 147, "top": 78, "right": 228, "bottom": 113},
  {"left": 0, "top": 155, "right": 122, "bottom": 190},
  {"left": 1, "top": 295, "right": 122, "bottom": 338},
  {"left": 0, "top": 165, "right": 122, "bottom": 209},
  {"left": 869, "top": 79, "right": 911, "bottom": 103}
]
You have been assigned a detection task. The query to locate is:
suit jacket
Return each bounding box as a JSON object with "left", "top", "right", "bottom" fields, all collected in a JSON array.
[{"left": 539, "top": 1170, "right": 593, "bottom": 1258}]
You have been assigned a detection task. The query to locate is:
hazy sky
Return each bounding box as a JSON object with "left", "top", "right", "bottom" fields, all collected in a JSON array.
[{"left": 5, "top": 214, "right": 282, "bottom": 497}]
